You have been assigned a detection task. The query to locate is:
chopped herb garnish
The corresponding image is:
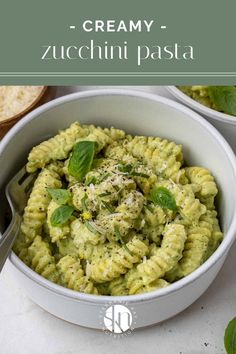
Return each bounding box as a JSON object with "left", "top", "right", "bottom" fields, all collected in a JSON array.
[
  {"left": 114, "top": 225, "right": 133, "bottom": 255},
  {"left": 99, "top": 192, "right": 112, "bottom": 197},
  {"left": 81, "top": 193, "right": 88, "bottom": 212},
  {"left": 118, "top": 163, "right": 149, "bottom": 178},
  {"left": 118, "top": 163, "right": 133, "bottom": 173},
  {"left": 101, "top": 200, "right": 115, "bottom": 213},
  {"left": 85, "top": 176, "right": 98, "bottom": 186},
  {"left": 85, "top": 221, "right": 104, "bottom": 235},
  {"left": 130, "top": 171, "right": 149, "bottom": 178},
  {"left": 99, "top": 172, "right": 111, "bottom": 183}
]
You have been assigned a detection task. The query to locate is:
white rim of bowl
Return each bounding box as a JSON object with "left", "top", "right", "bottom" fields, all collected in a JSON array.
[
  {"left": 1, "top": 88, "right": 236, "bottom": 304},
  {"left": 167, "top": 86, "right": 236, "bottom": 124}
]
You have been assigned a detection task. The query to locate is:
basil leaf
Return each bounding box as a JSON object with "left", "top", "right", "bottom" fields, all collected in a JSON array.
[
  {"left": 101, "top": 200, "right": 115, "bottom": 213},
  {"left": 68, "top": 141, "right": 96, "bottom": 181},
  {"left": 225, "top": 317, "right": 236, "bottom": 354},
  {"left": 149, "top": 186, "right": 178, "bottom": 211},
  {"left": 47, "top": 188, "right": 71, "bottom": 205},
  {"left": 208, "top": 86, "right": 236, "bottom": 116},
  {"left": 50, "top": 205, "right": 74, "bottom": 226}
]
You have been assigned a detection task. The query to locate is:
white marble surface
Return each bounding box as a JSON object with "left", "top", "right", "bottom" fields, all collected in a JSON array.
[{"left": 0, "top": 86, "right": 235, "bottom": 354}]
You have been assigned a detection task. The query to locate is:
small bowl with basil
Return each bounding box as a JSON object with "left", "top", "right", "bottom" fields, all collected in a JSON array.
[{"left": 167, "top": 86, "right": 236, "bottom": 152}]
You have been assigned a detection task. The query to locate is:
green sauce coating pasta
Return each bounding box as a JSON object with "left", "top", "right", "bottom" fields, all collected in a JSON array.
[
  {"left": 14, "top": 121, "right": 223, "bottom": 296},
  {"left": 26, "top": 235, "right": 59, "bottom": 282},
  {"left": 125, "top": 136, "right": 186, "bottom": 182},
  {"left": 27, "top": 122, "right": 88, "bottom": 172},
  {"left": 88, "top": 237, "right": 149, "bottom": 283},
  {"left": 21, "top": 166, "right": 61, "bottom": 243},
  {"left": 141, "top": 204, "right": 173, "bottom": 243},
  {"left": 166, "top": 211, "right": 222, "bottom": 282},
  {"left": 109, "top": 276, "right": 129, "bottom": 296},
  {"left": 185, "top": 167, "right": 218, "bottom": 198},
  {"left": 126, "top": 224, "right": 187, "bottom": 294},
  {"left": 109, "top": 276, "right": 169, "bottom": 295},
  {"left": 205, "top": 210, "right": 223, "bottom": 258},
  {"left": 57, "top": 255, "right": 98, "bottom": 294}
]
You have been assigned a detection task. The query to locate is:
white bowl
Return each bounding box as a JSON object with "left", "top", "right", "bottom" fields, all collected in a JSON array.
[
  {"left": 1, "top": 89, "right": 236, "bottom": 330},
  {"left": 167, "top": 86, "right": 236, "bottom": 152}
]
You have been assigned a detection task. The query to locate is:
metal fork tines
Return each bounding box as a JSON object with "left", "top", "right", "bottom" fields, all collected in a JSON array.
[{"left": 0, "top": 166, "right": 37, "bottom": 271}]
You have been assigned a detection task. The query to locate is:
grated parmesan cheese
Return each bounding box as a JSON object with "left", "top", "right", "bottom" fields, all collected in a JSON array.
[
  {"left": 86, "top": 261, "right": 92, "bottom": 277},
  {"left": 0, "top": 86, "right": 44, "bottom": 121}
]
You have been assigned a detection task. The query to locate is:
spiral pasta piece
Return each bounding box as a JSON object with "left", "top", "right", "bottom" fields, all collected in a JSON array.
[
  {"left": 205, "top": 210, "right": 223, "bottom": 258},
  {"left": 125, "top": 136, "right": 184, "bottom": 182},
  {"left": 27, "top": 122, "right": 88, "bottom": 172},
  {"left": 166, "top": 213, "right": 214, "bottom": 282},
  {"left": 104, "top": 143, "right": 135, "bottom": 163},
  {"left": 173, "top": 227, "right": 210, "bottom": 279},
  {"left": 57, "top": 255, "right": 98, "bottom": 294},
  {"left": 21, "top": 167, "right": 62, "bottom": 243},
  {"left": 77, "top": 127, "right": 112, "bottom": 152},
  {"left": 26, "top": 236, "right": 59, "bottom": 282},
  {"left": 185, "top": 167, "right": 218, "bottom": 198},
  {"left": 88, "top": 237, "right": 149, "bottom": 283},
  {"left": 156, "top": 180, "right": 206, "bottom": 224},
  {"left": 13, "top": 231, "right": 31, "bottom": 256},
  {"left": 109, "top": 276, "right": 169, "bottom": 296},
  {"left": 136, "top": 278, "right": 169, "bottom": 294},
  {"left": 84, "top": 124, "right": 125, "bottom": 142},
  {"left": 76, "top": 241, "right": 120, "bottom": 262},
  {"left": 109, "top": 276, "right": 129, "bottom": 296},
  {"left": 71, "top": 219, "right": 106, "bottom": 247},
  {"left": 57, "top": 237, "right": 80, "bottom": 258},
  {"left": 98, "top": 126, "right": 126, "bottom": 141},
  {"left": 141, "top": 205, "right": 173, "bottom": 243},
  {"left": 96, "top": 282, "right": 111, "bottom": 295},
  {"left": 126, "top": 224, "right": 186, "bottom": 294},
  {"left": 14, "top": 232, "right": 32, "bottom": 266}
]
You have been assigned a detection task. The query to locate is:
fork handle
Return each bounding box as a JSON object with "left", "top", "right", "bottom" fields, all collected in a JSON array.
[{"left": 0, "top": 213, "right": 21, "bottom": 272}]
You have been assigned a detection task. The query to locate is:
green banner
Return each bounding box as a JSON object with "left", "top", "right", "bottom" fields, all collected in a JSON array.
[{"left": 0, "top": 0, "right": 236, "bottom": 84}]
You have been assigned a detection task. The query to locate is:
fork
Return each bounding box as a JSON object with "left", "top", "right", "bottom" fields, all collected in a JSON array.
[{"left": 0, "top": 166, "right": 37, "bottom": 271}]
